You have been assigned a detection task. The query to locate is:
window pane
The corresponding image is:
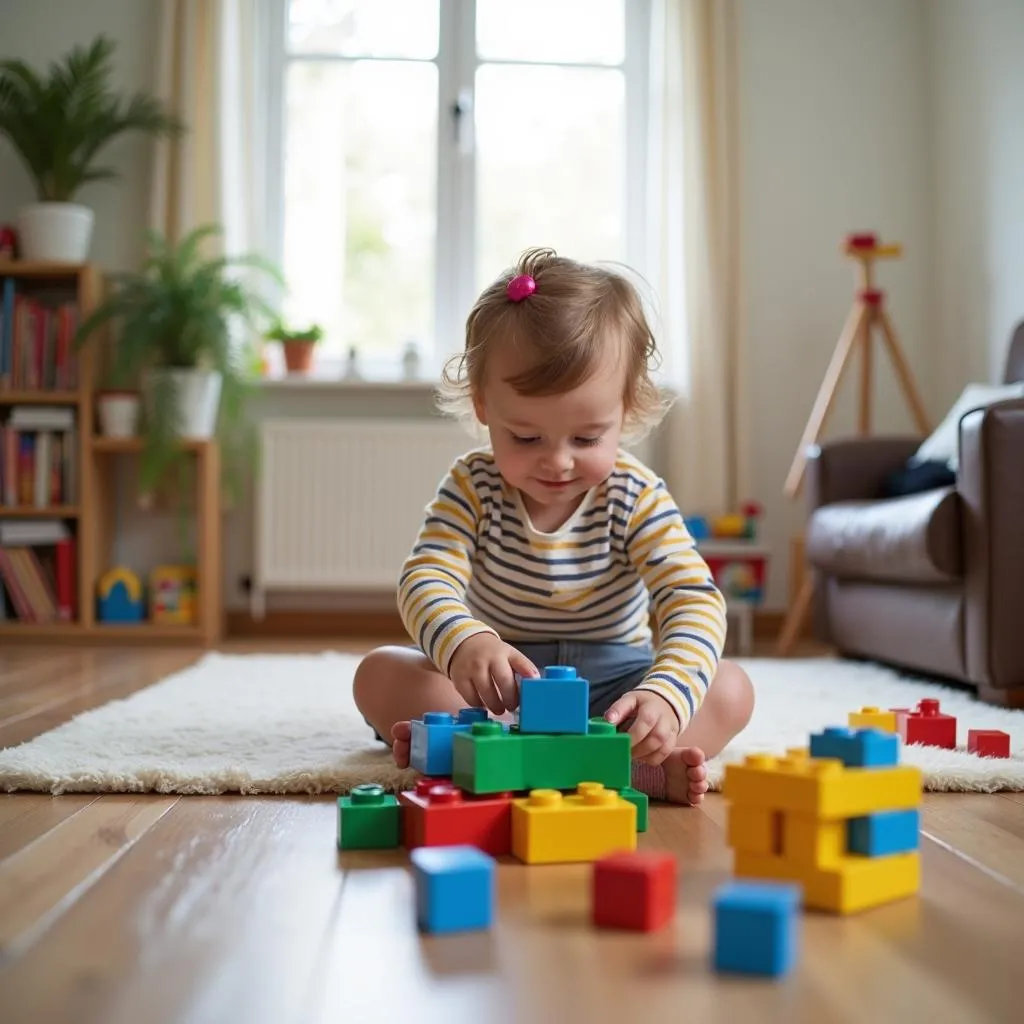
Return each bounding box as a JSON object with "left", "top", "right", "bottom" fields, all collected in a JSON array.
[
  {"left": 475, "top": 64, "right": 625, "bottom": 291},
  {"left": 283, "top": 60, "right": 437, "bottom": 359},
  {"left": 476, "top": 0, "right": 624, "bottom": 64},
  {"left": 288, "top": 0, "right": 439, "bottom": 59}
]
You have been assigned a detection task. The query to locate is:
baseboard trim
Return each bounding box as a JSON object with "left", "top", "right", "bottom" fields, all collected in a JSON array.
[{"left": 225, "top": 608, "right": 796, "bottom": 642}]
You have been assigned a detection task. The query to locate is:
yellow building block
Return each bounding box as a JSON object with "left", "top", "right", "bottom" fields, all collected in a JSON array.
[
  {"left": 848, "top": 706, "right": 898, "bottom": 733},
  {"left": 726, "top": 805, "right": 780, "bottom": 856},
  {"left": 510, "top": 783, "right": 636, "bottom": 864},
  {"left": 782, "top": 813, "right": 845, "bottom": 866},
  {"left": 734, "top": 849, "right": 920, "bottom": 914},
  {"left": 722, "top": 751, "right": 921, "bottom": 819}
]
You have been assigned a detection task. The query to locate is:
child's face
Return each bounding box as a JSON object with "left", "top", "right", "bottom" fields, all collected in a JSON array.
[{"left": 474, "top": 341, "right": 626, "bottom": 522}]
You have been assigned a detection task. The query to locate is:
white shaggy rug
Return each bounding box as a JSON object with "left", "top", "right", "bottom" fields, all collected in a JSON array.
[{"left": 0, "top": 653, "right": 1022, "bottom": 796}]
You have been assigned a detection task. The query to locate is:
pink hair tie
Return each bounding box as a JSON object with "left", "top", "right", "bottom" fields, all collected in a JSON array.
[{"left": 506, "top": 274, "right": 536, "bottom": 302}]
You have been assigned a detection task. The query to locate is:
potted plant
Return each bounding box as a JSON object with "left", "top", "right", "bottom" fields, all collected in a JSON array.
[
  {"left": 96, "top": 386, "right": 141, "bottom": 439},
  {"left": 75, "top": 223, "right": 282, "bottom": 492},
  {"left": 267, "top": 318, "right": 324, "bottom": 374},
  {"left": 0, "top": 35, "right": 183, "bottom": 262}
]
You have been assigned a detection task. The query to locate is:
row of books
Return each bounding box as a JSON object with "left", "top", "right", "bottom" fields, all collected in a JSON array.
[
  {"left": 1, "top": 406, "right": 78, "bottom": 508},
  {"left": 0, "top": 279, "right": 81, "bottom": 392},
  {"left": 0, "top": 520, "right": 76, "bottom": 623}
]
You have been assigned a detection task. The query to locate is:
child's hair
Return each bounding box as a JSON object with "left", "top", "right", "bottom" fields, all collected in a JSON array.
[{"left": 438, "top": 247, "right": 669, "bottom": 439}]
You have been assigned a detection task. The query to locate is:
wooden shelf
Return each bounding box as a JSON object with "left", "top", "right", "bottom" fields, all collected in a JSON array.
[
  {"left": 0, "top": 506, "right": 80, "bottom": 518},
  {"left": 0, "top": 622, "right": 86, "bottom": 639},
  {"left": 0, "top": 260, "right": 86, "bottom": 279},
  {"left": 0, "top": 390, "right": 84, "bottom": 405},
  {"left": 92, "top": 437, "right": 211, "bottom": 453},
  {"left": 92, "top": 623, "right": 203, "bottom": 640},
  {"left": 0, "top": 622, "right": 205, "bottom": 643}
]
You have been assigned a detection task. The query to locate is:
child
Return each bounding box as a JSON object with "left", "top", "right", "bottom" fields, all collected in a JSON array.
[{"left": 353, "top": 248, "right": 754, "bottom": 805}]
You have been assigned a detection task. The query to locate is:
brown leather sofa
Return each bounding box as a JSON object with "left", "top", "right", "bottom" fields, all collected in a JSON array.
[{"left": 803, "top": 322, "right": 1024, "bottom": 707}]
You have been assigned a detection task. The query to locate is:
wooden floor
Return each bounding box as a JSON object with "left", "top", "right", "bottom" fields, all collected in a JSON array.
[{"left": 0, "top": 643, "right": 1022, "bottom": 1024}]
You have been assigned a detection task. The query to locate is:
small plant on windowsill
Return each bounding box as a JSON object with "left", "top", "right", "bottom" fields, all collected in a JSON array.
[{"left": 267, "top": 319, "right": 324, "bottom": 375}]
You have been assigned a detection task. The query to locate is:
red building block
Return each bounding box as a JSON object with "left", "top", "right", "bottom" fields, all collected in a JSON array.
[
  {"left": 967, "top": 729, "right": 1010, "bottom": 759},
  {"left": 895, "top": 699, "right": 956, "bottom": 749},
  {"left": 399, "top": 780, "right": 514, "bottom": 855},
  {"left": 592, "top": 851, "right": 678, "bottom": 932}
]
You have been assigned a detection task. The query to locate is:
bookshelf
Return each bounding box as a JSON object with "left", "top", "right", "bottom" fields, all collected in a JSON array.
[{"left": 0, "top": 261, "right": 222, "bottom": 645}]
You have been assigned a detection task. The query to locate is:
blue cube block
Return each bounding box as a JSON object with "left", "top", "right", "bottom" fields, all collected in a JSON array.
[
  {"left": 809, "top": 726, "right": 899, "bottom": 767},
  {"left": 847, "top": 808, "right": 919, "bottom": 856},
  {"left": 713, "top": 880, "right": 802, "bottom": 977},
  {"left": 519, "top": 665, "right": 590, "bottom": 734},
  {"left": 411, "top": 845, "right": 495, "bottom": 934},
  {"left": 410, "top": 708, "right": 490, "bottom": 776}
]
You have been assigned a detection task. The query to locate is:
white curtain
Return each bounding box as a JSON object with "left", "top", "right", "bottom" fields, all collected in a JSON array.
[{"left": 648, "top": 0, "right": 747, "bottom": 515}]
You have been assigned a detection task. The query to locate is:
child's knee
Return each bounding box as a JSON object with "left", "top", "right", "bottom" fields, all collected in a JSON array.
[
  {"left": 714, "top": 660, "right": 755, "bottom": 734},
  {"left": 352, "top": 647, "right": 393, "bottom": 714}
]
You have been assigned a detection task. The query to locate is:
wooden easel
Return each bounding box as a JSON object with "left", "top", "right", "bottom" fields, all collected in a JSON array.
[{"left": 776, "top": 234, "right": 931, "bottom": 655}]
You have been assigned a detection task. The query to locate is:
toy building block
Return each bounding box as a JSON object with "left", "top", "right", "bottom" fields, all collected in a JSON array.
[
  {"left": 897, "top": 698, "right": 956, "bottom": 749},
  {"left": 967, "top": 729, "right": 1011, "bottom": 759},
  {"left": 616, "top": 785, "right": 648, "bottom": 832},
  {"left": 337, "top": 784, "right": 400, "bottom": 850},
  {"left": 452, "top": 718, "right": 631, "bottom": 795},
  {"left": 809, "top": 726, "right": 899, "bottom": 767},
  {"left": 410, "top": 707, "right": 490, "bottom": 776},
  {"left": 410, "top": 845, "right": 495, "bottom": 934},
  {"left": 519, "top": 665, "right": 589, "bottom": 734},
  {"left": 848, "top": 706, "right": 898, "bottom": 732},
  {"left": 510, "top": 783, "right": 636, "bottom": 864},
  {"left": 592, "top": 851, "right": 677, "bottom": 931},
  {"left": 782, "top": 814, "right": 845, "bottom": 867},
  {"left": 722, "top": 750, "right": 922, "bottom": 819},
  {"left": 399, "top": 779, "right": 513, "bottom": 855},
  {"left": 712, "top": 880, "right": 802, "bottom": 977},
  {"left": 847, "top": 808, "right": 919, "bottom": 857},
  {"left": 727, "top": 805, "right": 781, "bottom": 856},
  {"left": 733, "top": 848, "right": 919, "bottom": 915}
]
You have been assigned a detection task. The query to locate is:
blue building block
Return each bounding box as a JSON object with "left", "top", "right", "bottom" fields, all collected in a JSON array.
[
  {"left": 410, "top": 708, "right": 490, "bottom": 776},
  {"left": 410, "top": 845, "right": 495, "bottom": 934},
  {"left": 713, "top": 880, "right": 802, "bottom": 977},
  {"left": 519, "top": 665, "right": 590, "bottom": 734},
  {"left": 809, "top": 726, "right": 899, "bottom": 767},
  {"left": 847, "top": 808, "right": 920, "bottom": 857}
]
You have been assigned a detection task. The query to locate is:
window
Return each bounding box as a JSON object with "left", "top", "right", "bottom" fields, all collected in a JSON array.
[{"left": 267, "top": 0, "right": 651, "bottom": 377}]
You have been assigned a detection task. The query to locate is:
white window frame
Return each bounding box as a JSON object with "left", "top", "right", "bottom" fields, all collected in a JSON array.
[{"left": 262, "top": 0, "right": 652, "bottom": 376}]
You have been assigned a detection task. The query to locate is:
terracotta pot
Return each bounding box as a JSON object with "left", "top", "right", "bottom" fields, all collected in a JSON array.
[{"left": 282, "top": 341, "right": 316, "bottom": 374}]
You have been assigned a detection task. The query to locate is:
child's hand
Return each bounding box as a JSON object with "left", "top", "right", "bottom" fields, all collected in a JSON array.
[
  {"left": 604, "top": 690, "right": 681, "bottom": 764},
  {"left": 449, "top": 634, "right": 539, "bottom": 715}
]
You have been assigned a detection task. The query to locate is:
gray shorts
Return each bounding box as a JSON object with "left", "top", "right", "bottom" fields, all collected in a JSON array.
[{"left": 367, "top": 639, "right": 654, "bottom": 742}]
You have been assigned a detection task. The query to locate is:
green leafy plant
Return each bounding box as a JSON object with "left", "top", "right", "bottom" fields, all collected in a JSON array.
[
  {"left": 75, "top": 224, "right": 283, "bottom": 493},
  {"left": 0, "top": 34, "right": 183, "bottom": 203},
  {"left": 267, "top": 319, "right": 324, "bottom": 345}
]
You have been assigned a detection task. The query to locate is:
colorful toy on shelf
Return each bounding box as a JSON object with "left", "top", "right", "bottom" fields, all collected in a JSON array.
[
  {"left": 96, "top": 566, "right": 144, "bottom": 623},
  {"left": 149, "top": 565, "right": 197, "bottom": 625},
  {"left": 699, "top": 541, "right": 769, "bottom": 604},
  {"left": 687, "top": 501, "right": 763, "bottom": 543}
]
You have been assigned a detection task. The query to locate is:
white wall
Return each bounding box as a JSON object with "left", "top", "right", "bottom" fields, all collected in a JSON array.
[{"left": 927, "top": 0, "right": 1024, "bottom": 403}]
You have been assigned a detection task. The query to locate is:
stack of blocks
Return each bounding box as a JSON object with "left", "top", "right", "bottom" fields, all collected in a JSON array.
[{"left": 337, "top": 665, "right": 655, "bottom": 934}]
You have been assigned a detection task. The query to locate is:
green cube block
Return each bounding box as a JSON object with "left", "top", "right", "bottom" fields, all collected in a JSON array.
[
  {"left": 452, "top": 718, "right": 631, "bottom": 795},
  {"left": 617, "top": 785, "right": 649, "bottom": 831},
  {"left": 337, "top": 783, "right": 400, "bottom": 849}
]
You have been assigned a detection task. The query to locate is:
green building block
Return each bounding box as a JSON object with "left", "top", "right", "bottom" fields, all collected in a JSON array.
[
  {"left": 337, "top": 783, "right": 400, "bottom": 849},
  {"left": 617, "top": 785, "right": 649, "bottom": 831},
  {"left": 452, "top": 718, "right": 631, "bottom": 795}
]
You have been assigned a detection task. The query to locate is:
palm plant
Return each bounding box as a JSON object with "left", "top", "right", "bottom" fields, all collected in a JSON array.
[
  {"left": 0, "top": 34, "right": 183, "bottom": 202},
  {"left": 76, "top": 224, "right": 283, "bottom": 492}
]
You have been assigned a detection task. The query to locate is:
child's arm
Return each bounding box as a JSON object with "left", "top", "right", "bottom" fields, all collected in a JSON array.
[
  {"left": 623, "top": 481, "right": 728, "bottom": 727},
  {"left": 397, "top": 459, "right": 499, "bottom": 675}
]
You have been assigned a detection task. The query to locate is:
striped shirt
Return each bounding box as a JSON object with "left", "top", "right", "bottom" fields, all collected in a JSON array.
[{"left": 397, "top": 448, "right": 727, "bottom": 726}]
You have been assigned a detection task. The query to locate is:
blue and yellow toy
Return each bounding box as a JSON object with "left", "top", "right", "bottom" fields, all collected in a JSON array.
[{"left": 97, "top": 567, "right": 144, "bottom": 624}]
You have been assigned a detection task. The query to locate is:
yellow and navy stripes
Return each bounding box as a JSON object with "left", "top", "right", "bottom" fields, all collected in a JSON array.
[{"left": 397, "top": 448, "right": 727, "bottom": 726}]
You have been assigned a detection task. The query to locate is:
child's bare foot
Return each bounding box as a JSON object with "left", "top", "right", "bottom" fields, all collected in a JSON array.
[
  {"left": 664, "top": 747, "right": 708, "bottom": 805},
  {"left": 391, "top": 720, "right": 411, "bottom": 768}
]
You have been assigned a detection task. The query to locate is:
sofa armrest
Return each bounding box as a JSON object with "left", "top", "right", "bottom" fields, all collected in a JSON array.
[
  {"left": 959, "top": 398, "right": 1024, "bottom": 690},
  {"left": 805, "top": 436, "right": 922, "bottom": 511}
]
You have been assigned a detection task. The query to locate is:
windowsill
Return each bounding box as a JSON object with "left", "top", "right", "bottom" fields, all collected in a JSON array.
[{"left": 258, "top": 370, "right": 441, "bottom": 393}]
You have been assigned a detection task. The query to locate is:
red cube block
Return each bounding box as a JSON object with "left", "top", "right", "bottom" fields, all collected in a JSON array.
[
  {"left": 896, "top": 699, "right": 956, "bottom": 749},
  {"left": 399, "top": 779, "right": 513, "bottom": 855},
  {"left": 592, "top": 851, "right": 677, "bottom": 932},
  {"left": 967, "top": 729, "right": 1010, "bottom": 759}
]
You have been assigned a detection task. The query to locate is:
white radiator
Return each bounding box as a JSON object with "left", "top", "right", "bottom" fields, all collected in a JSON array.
[{"left": 252, "top": 417, "right": 473, "bottom": 616}]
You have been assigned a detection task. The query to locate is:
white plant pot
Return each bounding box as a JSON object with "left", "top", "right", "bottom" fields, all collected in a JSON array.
[
  {"left": 97, "top": 392, "right": 140, "bottom": 438},
  {"left": 16, "top": 202, "right": 94, "bottom": 262},
  {"left": 144, "top": 369, "right": 223, "bottom": 439}
]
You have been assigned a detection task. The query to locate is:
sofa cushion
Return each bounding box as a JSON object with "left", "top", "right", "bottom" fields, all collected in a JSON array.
[{"left": 806, "top": 486, "right": 962, "bottom": 584}]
